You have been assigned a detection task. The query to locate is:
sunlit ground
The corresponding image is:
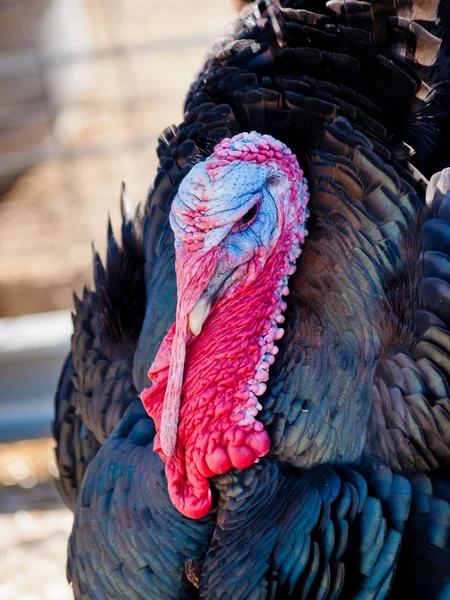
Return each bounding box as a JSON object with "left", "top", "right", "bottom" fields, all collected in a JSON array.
[{"left": 0, "top": 439, "right": 73, "bottom": 600}]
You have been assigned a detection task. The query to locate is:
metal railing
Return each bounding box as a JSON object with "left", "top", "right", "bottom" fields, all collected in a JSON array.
[{"left": 0, "top": 311, "right": 72, "bottom": 441}]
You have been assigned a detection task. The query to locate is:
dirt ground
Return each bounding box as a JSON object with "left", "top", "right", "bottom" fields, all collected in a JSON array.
[
  {"left": 0, "top": 438, "right": 73, "bottom": 600},
  {"left": 0, "top": 0, "right": 236, "bottom": 317}
]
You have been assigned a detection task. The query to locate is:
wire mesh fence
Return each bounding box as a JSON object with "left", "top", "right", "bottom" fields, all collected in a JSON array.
[{"left": 0, "top": 0, "right": 235, "bottom": 317}]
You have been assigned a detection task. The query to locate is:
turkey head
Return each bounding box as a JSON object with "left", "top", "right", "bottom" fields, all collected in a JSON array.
[{"left": 141, "top": 132, "right": 309, "bottom": 518}]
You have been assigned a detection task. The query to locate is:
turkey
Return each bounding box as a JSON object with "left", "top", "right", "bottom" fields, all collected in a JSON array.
[{"left": 54, "top": 0, "right": 450, "bottom": 598}]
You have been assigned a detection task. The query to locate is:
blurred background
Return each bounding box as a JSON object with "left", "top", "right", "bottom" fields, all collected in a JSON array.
[{"left": 0, "top": 1, "right": 236, "bottom": 598}]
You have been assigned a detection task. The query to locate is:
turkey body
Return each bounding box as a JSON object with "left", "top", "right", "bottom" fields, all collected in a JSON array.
[{"left": 54, "top": 1, "right": 450, "bottom": 598}]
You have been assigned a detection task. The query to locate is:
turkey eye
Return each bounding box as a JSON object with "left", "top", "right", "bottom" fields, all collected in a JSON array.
[{"left": 241, "top": 203, "right": 258, "bottom": 225}]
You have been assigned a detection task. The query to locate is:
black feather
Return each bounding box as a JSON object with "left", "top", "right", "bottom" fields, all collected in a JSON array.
[{"left": 54, "top": 0, "right": 450, "bottom": 597}]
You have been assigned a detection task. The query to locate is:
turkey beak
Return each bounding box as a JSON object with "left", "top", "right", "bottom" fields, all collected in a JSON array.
[
  {"left": 187, "top": 265, "right": 237, "bottom": 336},
  {"left": 188, "top": 298, "right": 212, "bottom": 336}
]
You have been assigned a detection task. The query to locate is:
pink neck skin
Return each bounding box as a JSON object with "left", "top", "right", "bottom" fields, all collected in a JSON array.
[{"left": 141, "top": 233, "right": 307, "bottom": 519}]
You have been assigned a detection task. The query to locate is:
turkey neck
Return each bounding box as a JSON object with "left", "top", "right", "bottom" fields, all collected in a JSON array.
[{"left": 142, "top": 235, "right": 299, "bottom": 519}]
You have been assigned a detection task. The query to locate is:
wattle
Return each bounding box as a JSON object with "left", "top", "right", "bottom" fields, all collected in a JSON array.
[{"left": 141, "top": 248, "right": 296, "bottom": 518}]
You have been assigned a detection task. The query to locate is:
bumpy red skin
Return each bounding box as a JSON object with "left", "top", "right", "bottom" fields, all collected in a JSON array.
[{"left": 141, "top": 133, "right": 307, "bottom": 519}]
